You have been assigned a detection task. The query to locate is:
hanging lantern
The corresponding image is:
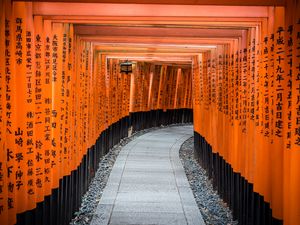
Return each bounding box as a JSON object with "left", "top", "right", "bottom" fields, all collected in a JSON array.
[{"left": 120, "top": 60, "right": 133, "bottom": 74}]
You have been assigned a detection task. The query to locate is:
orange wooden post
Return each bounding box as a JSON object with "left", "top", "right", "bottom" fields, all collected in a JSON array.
[
  {"left": 13, "top": 1, "right": 31, "bottom": 214},
  {"left": 282, "top": 1, "right": 294, "bottom": 224},
  {"left": 147, "top": 64, "right": 154, "bottom": 111},
  {"left": 51, "top": 22, "right": 64, "bottom": 189},
  {"left": 61, "top": 23, "right": 69, "bottom": 177},
  {"left": 231, "top": 39, "right": 240, "bottom": 173},
  {"left": 4, "top": 1, "right": 17, "bottom": 223},
  {"left": 192, "top": 55, "right": 201, "bottom": 133},
  {"left": 106, "top": 58, "right": 112, "bottom": 125},
  {"left": 253, "top": 18, "right": 270, "bottom": 201},
  {"left": 289, "top": 1, "right": 300, "bottom": 224},
  {"left": 259, "top": 7, "right": 274, "bottom": 203},
  {"left": 157, "top": 65, "right": 165, "bottom": 110},
  {"left": 216, "top": 46, "right": 224, "bottom": 158},
  {"left": 0, "top": 0, "right": 8, "bottom": 223},
  {"left": 226, "top": 44, "right": 234, "bottom": 165},
  {"left": 117, "top": 60, "right": 122, "bottom": 122},
  {"left": 33, "top": 14, "right": 47, "bottom": 205},
  {"left": 67, "top": 24, "right": 76, "bottom": 173},
  {"left": 152, "top": 65, "right": 160, "bottom": 111},
  {"left": 200, "top": 53, "right": 208, "bottom": 138},
  {"left": 127, "top": 66, "right": 131, "bottom": 116},
  {"left": 246, "top": 27, "right": 256, "bottom": 183},
  {"left": 100, "top": 54, "right": 106, "bottom": 133},
  {"left": 270, "top": 7, "right": 285, "bottom": 221},
  {"left": 222, "top": 45, "right": 229, "bottom": 162},
  {"left": 43, "top": 19, "right": 55, "bottom": 194},
  {"left": 73, "top": 36, "right": 82, "bottom": 169},
  {"left": 129, "top": 61, "right": 135, "bottom": 113},
  {"left": 109, "top": 59, "right": 115, "bottom": 124},
  {"left": 144, "top": 63, "right": 151, "bottom": 112}
]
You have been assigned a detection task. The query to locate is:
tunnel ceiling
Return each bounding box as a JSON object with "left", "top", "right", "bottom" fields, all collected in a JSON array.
[
  {"left": 2, "top": 1, "right": 300, "bottom": 225},
  {"left": 18, "top": 0, "right": 286, "bottom": 6},
  {"left": 26, "top": 1, "right": 279, "bottom": 66}
]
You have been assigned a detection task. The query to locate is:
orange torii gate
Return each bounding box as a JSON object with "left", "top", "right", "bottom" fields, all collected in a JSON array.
[{"left": 1, "top": 1, "right": 300, "bottom": 225}]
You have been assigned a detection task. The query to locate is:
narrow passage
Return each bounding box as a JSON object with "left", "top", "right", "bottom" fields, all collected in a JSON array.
[{"left": 91, "top": 125, "right": 205, "bottom": 225}]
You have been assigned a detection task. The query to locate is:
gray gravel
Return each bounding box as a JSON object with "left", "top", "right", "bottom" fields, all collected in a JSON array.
[{"left": 179, "top": 137, "right": 238, "bottom": 225}]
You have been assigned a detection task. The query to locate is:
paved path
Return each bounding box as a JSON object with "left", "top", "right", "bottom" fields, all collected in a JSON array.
[{"left": 91, "top": 125, "right": 205, "bottom": 225}]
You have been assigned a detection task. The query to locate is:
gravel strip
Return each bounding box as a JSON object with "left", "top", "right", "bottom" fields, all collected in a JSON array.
[
  {"left": 179, "top": 136, "right": 238, "bottom": 225},
  {"left": 70, "top": 124, "right": 191, "bottom": 225}
]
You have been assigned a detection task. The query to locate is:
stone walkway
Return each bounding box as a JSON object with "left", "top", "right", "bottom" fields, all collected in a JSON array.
[{"left": 90, "top": 125, "right": 205, "bottom": 225}]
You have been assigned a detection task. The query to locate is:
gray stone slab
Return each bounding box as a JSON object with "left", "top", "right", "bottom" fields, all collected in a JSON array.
[
  {"left": 121, "top": 170, "right": 174, "bottom": 176},
  {"left": 120, "top": 174, "right": 175, "bottom": 183},
  {"left": 112, "top": 201, "right": 183, "bottom": 213},
  {"left": 124, "top": 163, "right": 173, "bottom": 170},
  {"left": 118, "top": 183, "right": 177, "bottom": 192},
  {"left": 109, "top": 212, "right": 187, "bottom": 225},
  {"left": 123, "top": 167, "right": 173, "bottom": 173},
  {"left": 125, "top": 158, "right": 171, "bottom": 163},
  {"left": 127, "top": 152, "right": 170, "bottom": 157},
  {"left": 126, "top": 154, "right": 170, "bottom": 159},
  {"left": 115, "top": 191, "right": 181, "bottom": 203},
  {"left": 134, "top": 142, "right": 173, "bottom": 148},
  {"left": 119, "top": 176, "right": 176, "bottom": 185}
]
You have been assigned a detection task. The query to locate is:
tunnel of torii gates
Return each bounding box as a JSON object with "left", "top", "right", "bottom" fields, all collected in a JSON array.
[{"left": 0, "top": 0, "right": 300, "bottom": 225}]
